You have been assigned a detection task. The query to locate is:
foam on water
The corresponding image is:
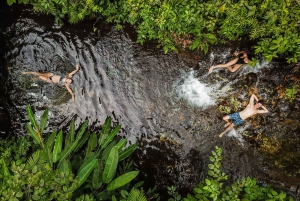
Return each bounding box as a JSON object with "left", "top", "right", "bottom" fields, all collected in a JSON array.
[
  {"left": 227, "top": 127, "right": 245, "bottom": 144},
  {"left": 173, "top": 70, "right": 216, "bottom": 108}
]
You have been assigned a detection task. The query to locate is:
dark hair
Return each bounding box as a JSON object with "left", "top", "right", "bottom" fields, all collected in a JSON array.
[
  {"left": 257, "top": 100, "right": 264, "bottom": 104},
  {"left": 247, "top": 53, "right": 253, "bottom": 61}
]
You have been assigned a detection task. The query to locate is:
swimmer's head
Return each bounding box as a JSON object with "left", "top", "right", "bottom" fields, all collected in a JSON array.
[{"left": 255, "top": 102, "right": 262, "bottom": 108}]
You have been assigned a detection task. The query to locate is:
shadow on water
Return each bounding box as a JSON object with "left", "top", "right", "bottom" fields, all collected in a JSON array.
[{"left": 2, "top": 5, "right": 300, "bottom": 199}]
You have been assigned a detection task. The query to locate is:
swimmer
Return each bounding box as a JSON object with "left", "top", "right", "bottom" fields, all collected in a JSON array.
[
  {"left": 219, "top": 94, "right": 269, "bottom": 137},
  {"left": 22, "top": 64, "right": 80, "bottom": 100}
]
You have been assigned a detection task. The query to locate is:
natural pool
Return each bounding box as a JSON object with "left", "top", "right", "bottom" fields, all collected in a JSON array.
[{"left": 1, "top": 5, "right": 300, "bottom": 198}]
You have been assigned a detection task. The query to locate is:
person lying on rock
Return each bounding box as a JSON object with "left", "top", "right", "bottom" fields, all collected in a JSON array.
[
  {"left": 219, "top": 94, "right": 269, "bottom": 138},
  {"left": 22, "top": 64, "right": 80, "bottom": 100},
  {"left": 209, "top": 50, "right": 252, "bottom": 73}
]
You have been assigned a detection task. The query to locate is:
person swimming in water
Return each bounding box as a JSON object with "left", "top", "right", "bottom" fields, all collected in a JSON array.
[
  {"left": 219, "top": 94, "right": 269, "bottom": 138},
  {"left": 209, "top": 50, "right": 251, "bottom": 73},
  {"left": 22, "top": 64, "right": 80, "bottom": 100}
]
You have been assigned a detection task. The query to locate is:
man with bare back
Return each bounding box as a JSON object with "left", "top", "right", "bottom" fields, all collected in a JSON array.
[{"left": 219, "top": 94, "right": 269, "bottom": 138}]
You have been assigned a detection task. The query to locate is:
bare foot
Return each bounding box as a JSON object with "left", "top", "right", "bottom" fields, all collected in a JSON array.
[
  {"left": 224, "top": 123, "right": 231, "bottom": 128},
  {"left": 219, "top": 133, "right": 224, "bottom": 138},
  {"left": 208, "top": 66, "right": 215, "bottom": 73}
]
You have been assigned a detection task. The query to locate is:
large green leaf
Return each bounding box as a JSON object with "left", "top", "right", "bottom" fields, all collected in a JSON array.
[
  {"left": 85, "top": 132, "right": 98, "bottom": 159},
  {"left": 44, "top": 144, "right": 53, "bottom": 168},
  {"left": 102, "top": 146, "right": 118, "bottom": 183},
  {"left": 119, "top": 144, "right": 138, "bottom": 161},
  {"left": 99, "top": 117, "right": 111, "bottom": 146},
  {"left": 102, "top": 125, "right": 121, "bottom": 150},
  {"left": 25, "top": 123, "right": 43, "bottom": 147},
  {"left": 65, "top": 120, "right": 75, "bottom": 148},
  {"left": 78, "top": 153, "right": 99, "bottom": 173},
  {"left": 26, "top": 104, "right": 38, "bottom": 130},
  {"left": 107, "top": 171, "right": 139, "bottom": 191},
  {"left": 40, "top": 108, "right": 49, "bottom": 134},
  {"left": 76, "top": 120, "right": 89, "bottom": 141},
  {"left": 92, "top": 160, "right": 103, "bottom": 189},
  {"left": 77, "top": 159, "right": 98, "bottom": 187},
  {"left": 45, "top": 131, "right": 57, "bottom": 150},
  {"left": 74, "top": 131, "right": 90, "bottom": 152},
  {"left": 101, "top": 141, "right": 117, "bottom": 161},
  {"left": 115, "top": 139, "right": 127, "bottom": 152},
  {"left": 53, "top": 130, "right": 63, "bottom": 163},
  {"left": 59, "top": 140, "right": 78, "bottom": 163}
]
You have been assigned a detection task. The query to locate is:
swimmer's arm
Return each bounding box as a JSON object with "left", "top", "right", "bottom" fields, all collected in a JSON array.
[
  {"left": 65, "top": 84, "right": 75, "bottom": 100},
  {"left": 66, "top": 64, "right": 80, "bottom": 78},
  {"left": 249, "top": 94, "right": 258, "bottom": 105},
  {"left": 257, "top": 105, "right": 269, "bottom": 113},
  {"left": 234, "top": 50, "right": 247, "bottom": 57}
]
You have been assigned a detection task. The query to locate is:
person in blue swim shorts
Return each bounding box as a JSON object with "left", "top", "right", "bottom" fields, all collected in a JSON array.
[{"left": 219, "top": 94, "right": 269, "bottom": 138}]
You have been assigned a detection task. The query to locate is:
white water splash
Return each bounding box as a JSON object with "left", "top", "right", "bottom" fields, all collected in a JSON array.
[
  {"left": 227, "top": 128, "right": 244, "bottom": 144},
  {"left": 173, "top": 70, "right": 217, "bottom": 108}
]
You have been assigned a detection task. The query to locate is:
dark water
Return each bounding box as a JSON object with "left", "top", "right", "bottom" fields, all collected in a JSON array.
[{"left": 2, "top": 6, "right": 300, "bottom": 198}]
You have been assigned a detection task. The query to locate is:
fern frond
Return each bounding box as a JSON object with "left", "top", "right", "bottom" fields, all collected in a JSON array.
[
  {"left": 26, "top": 150, "right": 47, "bottom": 170},
  {"left": 127, "top": 189, "right": 147, "bottom": 201}
]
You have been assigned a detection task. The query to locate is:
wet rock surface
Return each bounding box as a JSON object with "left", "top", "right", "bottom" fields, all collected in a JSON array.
[{"left": 1, "top": 5, "right": 300, "bottom": 199}]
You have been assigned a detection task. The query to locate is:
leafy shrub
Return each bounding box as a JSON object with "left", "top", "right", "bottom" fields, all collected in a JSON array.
[
  {"left": 179, "top": 146, "right": 294, "bottom": 201},
  {"left": 0, "top": 105, "right": 140, "bottom": 200},
  {"left": 7, "top": 0, "right": 300, "bottom": 63},
  {"left": 285, "top": 84, "right": 297, "bottom": 102}
]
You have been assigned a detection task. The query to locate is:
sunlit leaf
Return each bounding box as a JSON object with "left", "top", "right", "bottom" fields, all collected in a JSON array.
[
  {"left": 102, "top": 146, "right": 118, "bottom": 183},
  {"left": 40, "top": 108, "right": 49, "bottom": 134},
  {"left": 99, "top": 117, "right": 111, "bottom": 147},
  {"left": 107, "top": 171, "right": 139, "bottom": 191},
  {"left": 119, "top": 144, "right": 138, "bottom": 161}
]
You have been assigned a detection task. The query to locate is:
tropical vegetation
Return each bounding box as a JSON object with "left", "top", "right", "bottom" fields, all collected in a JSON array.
[
  {"left": 169, "top": 146, "right": 294, "bottom": 201},
  {"left": 0, "top": 105, "right": 141, "bottom": 200},
  {"left": 7, "top": 0, "right": 300, "bottom": 63},
  {"left": 0, "top": 106, "right": 295, "bottom": 200}
]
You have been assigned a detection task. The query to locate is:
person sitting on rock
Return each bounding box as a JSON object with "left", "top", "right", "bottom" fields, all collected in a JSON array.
[
  {"left": 209, "top": 50, "right": 252, "bottom": 73},
  {"left": 22, "top": 64, "right": 80, "bottom": 100},
  {"left": 219, "top": 94, "right": 269, "bottom": 138}
]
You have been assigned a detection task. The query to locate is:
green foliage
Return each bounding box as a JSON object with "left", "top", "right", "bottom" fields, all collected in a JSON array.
[
  {"left": 0, "top": 136, "right": 31, "bottom": 167},
  {"left": 181, "top": 146, "right": 293, "bottom": 201},
  {"left": 0, "top": 105, "right": 140, "bottom": 200},
  {"left": 7, "top": 0, "right": 300, "bottom": 62},
  {"left": 248, "top": 57, "right": 259, "bottom": 67},
  {"left": 285, "top": 84, "right": 297, "bottom": 102},
  {"left": 123, "top": 188, "right": 147, "bottom": 201},
  {"left": 119, "top": 186, "right": 160, "bottom": 201},
  {"left": 167, "top": 186, "right": 181, "bottom": 201}
]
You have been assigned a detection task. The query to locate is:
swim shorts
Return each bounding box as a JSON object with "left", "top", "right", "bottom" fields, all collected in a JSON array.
[{"left": 228, "top": 112, "right": 244, "bottom": 126}]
